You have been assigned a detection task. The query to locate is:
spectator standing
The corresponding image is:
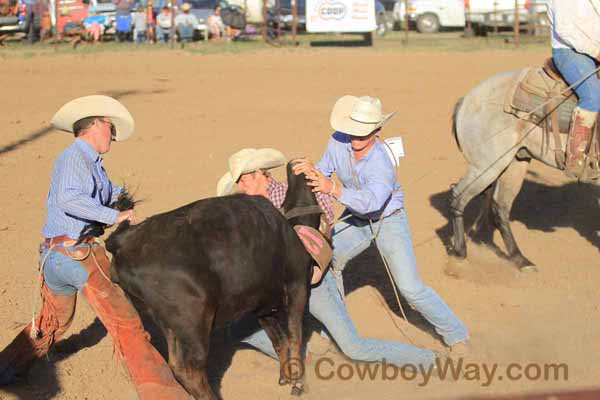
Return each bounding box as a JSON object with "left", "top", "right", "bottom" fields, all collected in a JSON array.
[
  {"left": 155, "top": 6, "right": 172, "bottom": 42},
  {"left": 20, "top": 0, "right": 41, "bottom": 43},
  {"left": 132, "top": 4, "right": 147, "bottom": 43},
  {"left": 174, "top": 2, "right": 197, "bottom": 42},
  {"left": 115, "top": 0, "right": 133, "bottom": 41},
  {"left": 146, "top": 0, "right": 155, "bottom": 43}
]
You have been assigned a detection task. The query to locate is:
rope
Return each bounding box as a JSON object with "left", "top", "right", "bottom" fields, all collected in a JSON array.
[
  {"left": 30, "top": 242, "right": 56, "bottom": 339},
  {"left": 452, "top": 65, "right": 600, "bottom": 205},
  {"left": 90, "top": 247, "right": 114, "bottom": 285},
  {"left": 329, "top": 145, "right": 415, "bottom": 344},
  {"left": 29, "top": 239, "right": 113, "bottom": 340}
]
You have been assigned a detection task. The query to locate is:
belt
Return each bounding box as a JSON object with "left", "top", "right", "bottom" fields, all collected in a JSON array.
[
  {"left": 345, "top": 207, "right": 403, "bottom": 224},
  {"left": 43, "top": 235, "right": 94, "bottom": 248}
]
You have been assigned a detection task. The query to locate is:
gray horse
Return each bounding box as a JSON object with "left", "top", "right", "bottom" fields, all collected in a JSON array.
[{"left": 450, "top": 68, "right": 598, "bottom": 271}]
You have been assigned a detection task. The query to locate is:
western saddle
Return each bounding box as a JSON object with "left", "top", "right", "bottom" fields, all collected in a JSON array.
[{"left": 504, "top": 58, "right": 599, "bottom": 181}]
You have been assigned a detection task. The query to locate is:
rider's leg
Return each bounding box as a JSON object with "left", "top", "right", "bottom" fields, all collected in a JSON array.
[{"left": 552, "top": 48, "right": 600, "bottom": 178}]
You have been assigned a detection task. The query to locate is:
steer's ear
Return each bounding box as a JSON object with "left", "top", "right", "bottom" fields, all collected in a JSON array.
[{"left": 294, "top": 225, "right": 333, "bottom": 272}]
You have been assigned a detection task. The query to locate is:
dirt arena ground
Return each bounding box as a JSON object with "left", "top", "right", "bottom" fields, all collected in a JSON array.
[{"left": 0, "top": 43, "right": 599, "bottom": 400}]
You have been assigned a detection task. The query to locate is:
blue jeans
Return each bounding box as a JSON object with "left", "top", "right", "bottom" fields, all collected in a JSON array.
[
  {"left": 40, "top": 243, "right": 90, "bottom": 296},
  {"left": 177, "top": 24, "right": 194, "bottom": 41},
  {"left": 135, "top": 30, "right": 146, "bottom": 43},
  {"left": 240, "top": 272, "right": 435, "bottom": 367},
  {"left": 553, "top": 47, "right": 600, "bottom": 112},
  {"left": 155, "top": 25, "right": 170, "bottom": 42},
  {"left": 331, "top": 209, "right": 468, "bottom": 347}
]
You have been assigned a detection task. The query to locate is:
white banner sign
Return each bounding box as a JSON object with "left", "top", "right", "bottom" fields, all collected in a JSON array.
[{"left": 306, "top": 0, "right": 376, "bottom": 33}]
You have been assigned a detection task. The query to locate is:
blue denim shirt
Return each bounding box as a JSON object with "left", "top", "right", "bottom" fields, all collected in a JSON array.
[
  {"left": 42, "top": 139, "right": 122, "bottom": 240},
  {"left": 315, "top": 131, "right": 404, "bottom": 220}
]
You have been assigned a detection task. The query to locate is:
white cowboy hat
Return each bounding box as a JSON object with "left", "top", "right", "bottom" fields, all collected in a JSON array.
[
  {"left": 216, "top": 148, "right": 286, "bottom": 196},
  {"left": 181, "top": 2, "right": 191, "bottom": 11},
  {"left": 51, "top": 95, "right": 135, "bottom": 142},
  {"left": 330, "top": 95, "right": 396, "bottom": 137}
]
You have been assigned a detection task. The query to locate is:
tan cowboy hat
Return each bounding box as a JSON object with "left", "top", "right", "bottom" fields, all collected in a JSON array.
[
  {"left": 216, "top": 148, "right": 287, "bottom": 196},
  {"left": 181, "top": 2, "right": 191, "bottom": 11},
  {"left": 330, "top": 95, "right": 396, "bottom": 137},
  {"left": 51, "top": 95, "right": 135, "bottom": 142}
]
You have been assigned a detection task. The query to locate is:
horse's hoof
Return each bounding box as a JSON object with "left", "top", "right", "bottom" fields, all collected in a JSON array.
[
  {"left": 447, "top": 246, "right": 467, "bottom": 259},
  {"left": 513, "top": 255, "right": 537, "bottom": 272},
  {"left": 519, "top": 265, "right": 538, "bottom": 273},
  {"left": 279, "top": 377, "right": 290, "bottom": 386},
  {"left": 291, "top": 383, "right": 304, "bottom": 396}
]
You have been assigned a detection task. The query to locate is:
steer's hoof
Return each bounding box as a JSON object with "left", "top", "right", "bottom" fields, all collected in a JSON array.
[{"left": 290, "top": 382, "right": 304, "bottom": 396}]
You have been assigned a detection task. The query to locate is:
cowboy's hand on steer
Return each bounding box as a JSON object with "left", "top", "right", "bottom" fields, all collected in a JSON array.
[
  {"left": 307, "top": 169, "right": 341, "bottom": 197},
  {"left": 116, "top": 210, "right": 137, "bottom": 225},
  {"left": 292, "top": 158, "right": 315, "bottom": 175}
]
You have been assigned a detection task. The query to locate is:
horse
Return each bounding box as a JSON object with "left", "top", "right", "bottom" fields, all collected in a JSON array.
[{"left": 449, "top": 66, "right": 599, "bottom": 271}]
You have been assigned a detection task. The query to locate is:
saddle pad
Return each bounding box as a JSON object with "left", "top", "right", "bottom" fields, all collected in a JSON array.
[{"left": 504, "top": 67, "right": 577, "bottom": 134}]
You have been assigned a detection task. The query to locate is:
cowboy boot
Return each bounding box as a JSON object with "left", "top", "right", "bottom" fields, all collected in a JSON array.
[{"left": 565, "top": 107, "right": 597, "bottom": 179}]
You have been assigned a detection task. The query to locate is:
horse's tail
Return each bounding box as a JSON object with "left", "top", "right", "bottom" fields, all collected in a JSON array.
[{"left": 452, "top": 97, "right": 464, "bottom": 152}]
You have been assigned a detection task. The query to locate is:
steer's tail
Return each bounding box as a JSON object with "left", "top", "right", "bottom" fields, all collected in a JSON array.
[{"left": 452, "top": 97, "right": 464, "bottom": 152}]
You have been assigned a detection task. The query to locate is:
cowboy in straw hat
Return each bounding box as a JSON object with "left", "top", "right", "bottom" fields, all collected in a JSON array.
[
  {"left": 175, "top": 2, "right": 198, "bottom": 42},
  {"left": 293, "top": 95, "right": 470, "bottom": 355},
  {"left": 217, "top": 147, "right": 439, "bottom": 368},
  {"left": 0, "top": 95, "right": 189, "bottom": 399},
  {"left": 217, "top": 147, "right": 332, "bottom": 283}
]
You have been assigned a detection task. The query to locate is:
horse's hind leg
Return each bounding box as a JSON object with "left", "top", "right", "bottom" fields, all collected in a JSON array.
[
  {"left": 471, "top": 183, "right": 496, "bottom": 244},
  {"left": 450, "top": 165, "right": 504, "bottom": 259},
  {"left": 491, "top": 157, "right": 536, "bottom": 271}
]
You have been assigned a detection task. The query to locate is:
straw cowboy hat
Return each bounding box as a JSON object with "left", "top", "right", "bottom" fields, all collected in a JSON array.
[
  {"left": 216, "top": 148, "right": 286, "bottom": 196},
  {"left": 181, "top": 2, "right": 191, "bottom": 11},
  {"left": 51, "top": 95, "right": 134, "bottom": 142},
  {"left": 330, "top": 95, "right": 396, "bottom": 137}
]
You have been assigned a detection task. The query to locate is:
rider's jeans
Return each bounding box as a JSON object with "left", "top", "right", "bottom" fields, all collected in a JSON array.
[{"left": 553, "top": 47, "right": 600, "bottom": 112}]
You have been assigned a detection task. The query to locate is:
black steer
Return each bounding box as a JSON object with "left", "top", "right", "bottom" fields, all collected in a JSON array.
[{"left": 105, "top": 161, "right": 322, "bottom": 399}]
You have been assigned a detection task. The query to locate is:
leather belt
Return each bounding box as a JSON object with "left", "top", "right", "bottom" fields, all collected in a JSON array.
[{"left": 43, "top": 235, "right": 94, "bottom": 248}]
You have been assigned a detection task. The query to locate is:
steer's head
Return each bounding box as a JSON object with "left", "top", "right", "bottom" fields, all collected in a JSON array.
[
  {"left": 282, "top": 159, "right": 321, "bottom": 230},
  {"left": 283, "top": 160, "right": 333, "bottom": 285}
]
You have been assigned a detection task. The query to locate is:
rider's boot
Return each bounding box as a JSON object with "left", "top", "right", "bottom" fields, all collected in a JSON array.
[{"left": 565, "top": 107, "right": 598, "bottom": 180}]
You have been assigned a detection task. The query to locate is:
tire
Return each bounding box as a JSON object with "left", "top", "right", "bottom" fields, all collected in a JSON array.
[{"left": 416, "top": 13, "right": 439, "bottom": 34}]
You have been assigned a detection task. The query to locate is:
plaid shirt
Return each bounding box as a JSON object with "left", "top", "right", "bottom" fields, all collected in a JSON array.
[{"left": 267, "top": 178, "right": 335, "bottom": 225}]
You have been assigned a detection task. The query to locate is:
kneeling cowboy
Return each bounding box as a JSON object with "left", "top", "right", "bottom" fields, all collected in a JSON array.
[
  {"left": 549, "top": 0, "right": 600, "bottom": 179},
  {"left": 0, "top": 96, "right": 189, "bottom": 399}
]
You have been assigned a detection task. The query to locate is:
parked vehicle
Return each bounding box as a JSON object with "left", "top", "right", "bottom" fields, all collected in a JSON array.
[
  {"left": 268, "top": 0, "right": 306, "bottom": 31},
  {"left": 0, "top": 15, "right": 25, "bottom": 35},
  {"left": 397, "top": 0, "right": 465, "bottom": 33},
  {"left": 396, "top": 0, "right": 548, "bottom": 34},
  {"left": 468, "top": 0, "right": 548, "bottom": 35}
]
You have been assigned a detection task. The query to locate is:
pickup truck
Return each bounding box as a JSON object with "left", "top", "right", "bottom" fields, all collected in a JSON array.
[{"left": 395, "top": 0, "right": 548, "bottom": 34}]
